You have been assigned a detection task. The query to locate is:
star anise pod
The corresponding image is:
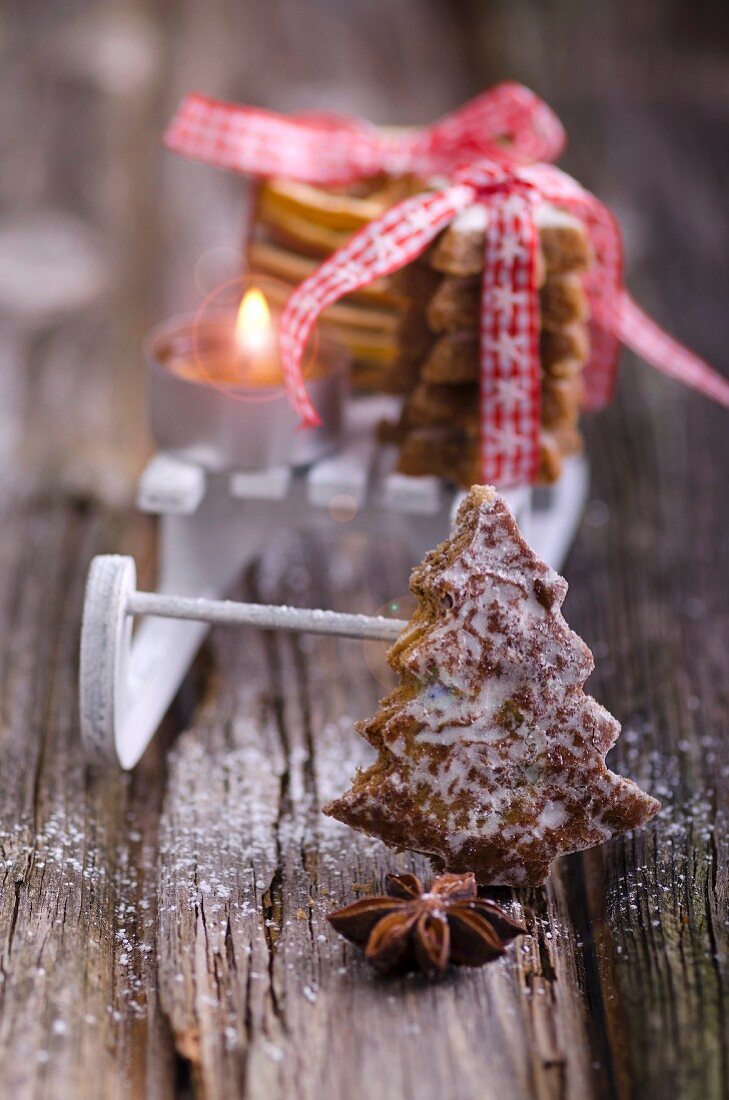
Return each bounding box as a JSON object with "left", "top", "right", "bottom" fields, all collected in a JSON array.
[{"left": 327, "top": 871, "right": 526, "bottom": 976}]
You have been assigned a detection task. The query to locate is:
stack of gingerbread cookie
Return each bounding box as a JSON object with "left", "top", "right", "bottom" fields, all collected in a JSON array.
[
  {"left": 381, "top": 204, "right": 593, "bottom": 485},
  {"left": 246, "top": 181, "right": 592, "bottom": 486},
  {"left": 246, "top": 176, "right": 435, "bottom": 392}
]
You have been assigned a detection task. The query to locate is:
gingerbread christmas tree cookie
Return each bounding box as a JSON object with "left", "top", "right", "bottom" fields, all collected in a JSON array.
[{"left": 326, "top": 486, "right": 659, "bottom": 886}]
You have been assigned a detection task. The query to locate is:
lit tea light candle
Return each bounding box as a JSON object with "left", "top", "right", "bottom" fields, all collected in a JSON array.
[
  {"left": 161, "top": 288, "right": 283, "bottom": 387},
  {"left": 235, "top": 287, "right": 275, "bottom": 359},
  {"left": 146, "top": 286, "right": 347, "bottom": 471}
]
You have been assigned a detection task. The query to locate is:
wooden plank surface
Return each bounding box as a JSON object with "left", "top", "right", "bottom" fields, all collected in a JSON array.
[{"left": 0, "top": 1, "right": 728, "bottom": 1098}]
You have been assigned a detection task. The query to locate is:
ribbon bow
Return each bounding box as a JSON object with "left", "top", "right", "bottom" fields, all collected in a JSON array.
[
  {"left": 279, "top": 159, "right": 729, "bottom": 486},
  {"left": 166, "top": 84, "right": 729, "bottom": 487},
  {"left": 164, "top": 82, "right": 566, "bottom": 184}
]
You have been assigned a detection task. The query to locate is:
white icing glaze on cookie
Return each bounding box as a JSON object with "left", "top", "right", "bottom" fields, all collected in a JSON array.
[
  {"left": 450, "top": 203, "right": 584, "bottom": 235},
  {"left": 326, "top": 486, "right": 659, "bottom": 886}
]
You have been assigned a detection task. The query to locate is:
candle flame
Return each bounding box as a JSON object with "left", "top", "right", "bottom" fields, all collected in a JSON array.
[{"left": 235, "top": 287, "right": 272, "bottom": 352}]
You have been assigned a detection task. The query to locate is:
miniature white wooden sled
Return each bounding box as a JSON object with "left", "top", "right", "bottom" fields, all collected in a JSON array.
[{"left": 79, "top": 397, "right": 588, "bottom": 770}]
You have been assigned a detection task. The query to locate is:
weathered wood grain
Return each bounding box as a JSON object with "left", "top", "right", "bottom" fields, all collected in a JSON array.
[
  {"left": 156, "top": 535, "right": 604, "bottom": 1100},
  {"left": 0, "top": 501, "right": 173, "bottom": 1098},
  {"left": 0, "top": 0, "right": 728, "bottom": 1098}
]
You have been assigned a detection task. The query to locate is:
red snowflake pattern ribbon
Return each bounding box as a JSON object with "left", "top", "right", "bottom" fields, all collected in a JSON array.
[{"left": 164, "top": 83, "right": 566, "bottom": 183}]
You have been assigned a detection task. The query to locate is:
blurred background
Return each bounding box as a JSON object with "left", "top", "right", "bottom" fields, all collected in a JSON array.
[{"left": 1, "top": 0, "right": 728, "bottom": 503}]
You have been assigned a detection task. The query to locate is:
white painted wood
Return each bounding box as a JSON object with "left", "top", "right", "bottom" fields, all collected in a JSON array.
[
  {"left": 381, "top": 471, "right": 445, "bottom": 515},
  {"left": 79, "top": 554, "right": 136, "bottom": 768},
  {"left": 524, "top": 454, "right": 590, "bottom": 572},
  {"left": 306, "top": 434, "right": 377, "bottom": 510},
  {"left": 127, "top": 590, "right": 407, "bottom": 640},
  {"left": 346, "top": 394, "right": 402, "bottom": 432},
  {"left": 137, "top": 453, "right": 206, "bottom": 514},
  {"left": 80, "top": 554, "right": 214, "bottom": 770},
  {"left": 79, "top": 548, "right": 408, "bottom": 769},
  {"left": 229, "top": 465, "right": 291, "bottom": 500},
  {"left": 371, "top": 419, "right": 448, "bottom": 518},
  {"left": 81, "top": 439, "right": 590, "bottom": 771},
  {"left": 307, "top": 395, "right": 396, "bottom": 509}
]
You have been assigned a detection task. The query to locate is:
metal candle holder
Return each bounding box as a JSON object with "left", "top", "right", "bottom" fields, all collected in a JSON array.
[{"left": 147, "top": 314, "right": 347, "bottom": 470}]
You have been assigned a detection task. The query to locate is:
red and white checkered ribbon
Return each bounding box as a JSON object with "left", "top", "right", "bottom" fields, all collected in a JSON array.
[
  {"left": 164, "top": 83, "right": 566, "bottom": 183},
  {"left": 279, "top": 160, "right": 729, "bottom": 486},
  {"left": 166, "top": 85, "right": 729, "bottom": 486}
]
